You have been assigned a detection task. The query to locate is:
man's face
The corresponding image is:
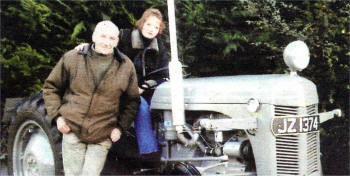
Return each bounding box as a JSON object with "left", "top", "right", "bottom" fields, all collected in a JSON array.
[
  {"left": 92, "top": 27, "right": 119, "bottom": 55},
  {"left": 141, "top": 16, "right": 161, "bottom": 39}
]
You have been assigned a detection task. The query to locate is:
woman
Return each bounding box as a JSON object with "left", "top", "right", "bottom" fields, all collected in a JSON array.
[
  {"left": 119, "top": 8, "right": 168, "bottom": 99},
  {"left": 75, "top": 8, "right": 168, "bottom": 158}
]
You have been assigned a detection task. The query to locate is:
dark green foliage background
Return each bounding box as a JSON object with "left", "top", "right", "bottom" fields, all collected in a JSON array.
[{"left": 1, "top": 0, "right": 349, "bottom": 174}]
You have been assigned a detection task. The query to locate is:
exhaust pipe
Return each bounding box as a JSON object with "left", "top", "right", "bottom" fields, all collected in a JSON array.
[
  {"left": 177, "top": 124, "right": 216, "bottom": 155},
  {"left": 167, "top": 0, "right": 185, "bottom": 133}
]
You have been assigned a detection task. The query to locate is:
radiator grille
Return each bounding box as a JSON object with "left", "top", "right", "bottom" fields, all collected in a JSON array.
[
  {"left": 274, "top": 105, "right": 320, "bottom": 176},
  {"left": 275, "top": 105, "right": 298, "bottom": 116},
  {"left": 306, "top": 104, "right": 319, "bottom": 175},
  {"left": 276, "top": 135, "right": 299, "bottom": 175},
  {"left": 275, "top": 105, "right": 299, "bottom": 175},
  {"left": 307, "top": 133, "right": 319, "bottom": 175},
  {"left": 306, "top": 104, "right": 317, "bottom": 115}
]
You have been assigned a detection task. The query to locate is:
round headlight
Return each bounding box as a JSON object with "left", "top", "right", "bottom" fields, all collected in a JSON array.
[
  {"left": 247, "top": 98, "right": 259, "bottom": 113},
  {"left": 283, "top": 40, "right": 310, "bottom": 72}
]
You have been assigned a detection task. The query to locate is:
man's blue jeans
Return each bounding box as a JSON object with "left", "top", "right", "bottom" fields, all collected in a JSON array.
[{"left": 135, "top": 96, "right": 158, "bottom": 154}]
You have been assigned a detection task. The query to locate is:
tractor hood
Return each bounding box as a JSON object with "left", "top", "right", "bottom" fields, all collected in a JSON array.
[{"left": 151, "top": 74, "right": 318, "bottom": 109}]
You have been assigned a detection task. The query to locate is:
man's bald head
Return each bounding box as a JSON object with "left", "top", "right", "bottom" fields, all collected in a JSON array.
[
  {"left": 92, "top": 21, "right": 119, "bottom": 55},
  {"left": 93, "top": 21, "right": 119, "bottom": 38}
]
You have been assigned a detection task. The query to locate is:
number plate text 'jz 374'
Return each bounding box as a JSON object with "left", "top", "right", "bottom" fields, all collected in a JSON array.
[{"left": 271, "top": 115, "right": 320, "bottom": 136}]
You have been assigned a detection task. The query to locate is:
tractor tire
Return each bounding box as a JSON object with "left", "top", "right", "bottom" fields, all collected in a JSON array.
[
  {"left": 7, "top": 93, "right": 63, "bottom": 176},
  {"left": 165, "top": 162, "right": 201, "bottom": 175}
]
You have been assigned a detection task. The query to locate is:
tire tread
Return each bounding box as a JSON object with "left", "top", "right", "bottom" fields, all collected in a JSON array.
[{"left": 7, "top": 93, "right": 63, "bottom": 175}]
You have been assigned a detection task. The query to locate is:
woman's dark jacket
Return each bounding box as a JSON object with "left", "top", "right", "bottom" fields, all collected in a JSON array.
[{"left": 119, "top": 29, "right": 169, "bottom": 85}]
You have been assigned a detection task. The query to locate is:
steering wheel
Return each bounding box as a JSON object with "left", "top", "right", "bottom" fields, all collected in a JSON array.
[
  {"left": 139, "top": 65, "right": 191, "bottom": 90},
  {"left": 139, "top": 66, "right": 169, "bottom": 90}
]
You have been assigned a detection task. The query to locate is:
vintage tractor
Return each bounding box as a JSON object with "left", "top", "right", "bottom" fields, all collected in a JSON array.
[
  {"left": 3, "top": 40, "right": 341, "bottom": 176},
  {"left": 2, "top": 1, "right": 341, "bottom": 175},
  {"left": 148, "top": 40, "right": 341, "bottom": 175}
]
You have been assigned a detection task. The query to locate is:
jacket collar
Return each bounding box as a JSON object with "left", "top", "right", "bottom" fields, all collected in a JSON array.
[
  {"left": 85, "top": 43, "right": 124, "bottom": 63},
  {"left": 131, "top": 29, "right": 159, "bottom": 52}
]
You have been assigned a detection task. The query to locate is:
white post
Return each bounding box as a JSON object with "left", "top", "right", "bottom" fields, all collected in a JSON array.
[{"left": 167, "top": 0, "right": 185, "bottom": 132}]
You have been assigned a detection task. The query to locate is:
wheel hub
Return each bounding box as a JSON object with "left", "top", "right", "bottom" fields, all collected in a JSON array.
[
  {"left": 13, "top": 120, "right": 55, "bottom": 176},
  {"left": 24, "top": 154, "right": 39, "bottom": 176}
]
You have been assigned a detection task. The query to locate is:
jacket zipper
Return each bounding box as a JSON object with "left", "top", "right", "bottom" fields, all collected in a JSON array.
[{"left": 81, "top": 53, "right": 115, "bottom": 135}]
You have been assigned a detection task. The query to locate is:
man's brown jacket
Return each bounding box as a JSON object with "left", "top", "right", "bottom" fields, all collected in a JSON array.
[{"left": 43, "top": 48, "right": 140, "bottom": 143}]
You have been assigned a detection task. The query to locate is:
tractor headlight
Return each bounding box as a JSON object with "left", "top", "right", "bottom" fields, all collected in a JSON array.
[
  {"left": 283, "top": 40, "right": 310, "bottom": 73},
  {"left": 247, "top": 98, "right": 259, "bottom": 113}
]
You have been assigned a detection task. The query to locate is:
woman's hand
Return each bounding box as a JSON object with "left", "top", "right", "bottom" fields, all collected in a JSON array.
[
  {"left": 139, "top": 87, "right": 144, "bottom": 94},
  {"left": 56, "top": 116, "right": 71, "bottom": 134},
  {"left": 74, "top": 43, "right": 89, "bottom": 51},
  {"left": 144, "top": 80, "right": 157, "bottom": 87},
  {"left": 138, "top": 80, "right": 157, "bottom": 94}
]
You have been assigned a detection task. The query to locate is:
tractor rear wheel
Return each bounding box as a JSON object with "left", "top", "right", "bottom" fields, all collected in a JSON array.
[{"left": 7, "top": 94, "right": 62, "bottom": 176}]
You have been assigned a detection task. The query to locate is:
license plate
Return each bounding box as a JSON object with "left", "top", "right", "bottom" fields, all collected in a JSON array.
[{"left": 271, "top": 115, "right": 320, "bottom": 135}]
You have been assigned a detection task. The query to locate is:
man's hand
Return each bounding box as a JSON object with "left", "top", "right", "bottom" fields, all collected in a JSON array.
[
  {"left": 110, "top": 128, "right": 122, "bottom": 142},
  {"left": 56, "top": 116, "right": 71, "bottom": 134},
  {"left": 74, "top": 43, "right": 89, "bottom": 51}
]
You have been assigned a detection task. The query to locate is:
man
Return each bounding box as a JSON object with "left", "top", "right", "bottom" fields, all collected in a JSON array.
[{"left": 43, "top": 21, "right": 140, "bottom": 176}]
